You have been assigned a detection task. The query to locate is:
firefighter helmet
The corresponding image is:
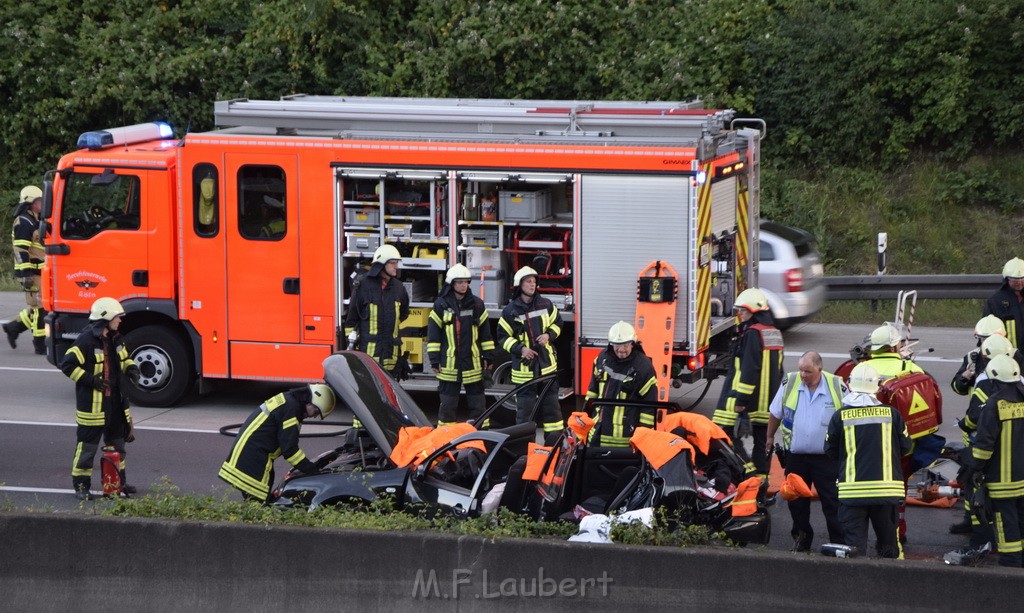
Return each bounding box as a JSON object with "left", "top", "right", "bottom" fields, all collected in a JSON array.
[
  {"left": 514, "top": 266, "right": 539, "bottom": 287},
  {"left": 309, "top": 383, "right": 336, "bottom": 419},
  {"left": 373, "top": 244, "right": 401, "bottom": 264},
  {"left": 89, "top": 297, "right": 125, "bottom": 321},
  {"left": 1002, "top": 257, "right": 1024, "bottom": 279},
  {"left": 981, "top": 334, "right": 1014, "bottom": 359},
  {"left": 445, "top": 264, "right": 472, "bottom": 285},
  {"left": 848, "top": 362, "right": 881, "bottom": 393},
  {"left": 869, "top": 322, "right": 904, "bottom": 351},
  {"left": 975, "top": 314, "right": 1007, "bottom": 339},
  {"left": 733, "top": 288, "right": 768, "bottom": 313},
  {"left": 986, "top": 354, "right": 1021, "bottom": 384},
  {"left": 608, "top": 321, "right": 637, "bottom": 344},
  {"left": 19, "top": 185, "right": 42, "bottom": 203}
]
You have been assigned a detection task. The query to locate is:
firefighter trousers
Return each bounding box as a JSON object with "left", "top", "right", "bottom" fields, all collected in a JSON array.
[
  {"left": 839, "top": 502, "right": 901, "bottom": 559},
  {"left": 786, "top": 453, "right": 844, "bottom": 548},
  {"left": 515, "top": 382, "right": 563, "bottom": 445},
  {"left": 991, "top": 497, "right": 1024, "bottom": 568},
  {"left": 437, "top": 379, "right": 486, "bottom": 425},
  {"left": 72, "top": 423, "right": 126, "bottom": 490}
]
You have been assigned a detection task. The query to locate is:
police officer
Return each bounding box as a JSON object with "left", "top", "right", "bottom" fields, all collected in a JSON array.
[
  {"left": 219, "top": 383, "right": 336, "bottom": 503},
  {"left": 585, "top": 321, "right": 658, "bottom": 447},
  {"left": 712, "top": 288, "right": 785, "bottom": 478},
  {"left": 825, "top": 363, "right": 912, "bottom": 559},
  {"left": 3, "top": 185, "right": 47, "bottom": 354},
  {"left": 60, "top": 297, "right": 141, "bottom": 500},
  {"left": 968, "top": 355, "right": 1024, "bottom": 568},
  {"left": 344, "top": 244, "right": 410, "bottom": 377},
  {"left": 984, "top": 257, "right": 1024, "bottom": 350},
  {"left": 427, "top": 264, "right": 495, "bottom": 425},
  {"left": 497, "top": 266, "right": 564, "bottom": 444}
]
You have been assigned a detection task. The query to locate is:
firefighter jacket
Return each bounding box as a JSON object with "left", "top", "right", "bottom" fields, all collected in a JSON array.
[
  {"left": 825, "top": 395, "right": 912, "bottom": 504},
  {"left": 713, "top": 311, "right": 784, "bottom": 427},
  {"left": 970, "top": 381, "right": 1024, "bottom": 499},
  {"left": 426, "top": 283, "right": 495, "bottom": 384},
  {"left": 218, "top": 387, "right": 318, "bottom": 500},
  {"left": 59, "top": 321, "right": 133, "bottom": 428},
  {"left": 11, "top": 202, "right": 43, "bottom": 279},
  {"left": 497, "top": 289, "right": 562, "bottom": 384},
  {"left": 984, "top": 282, "right": 1024, "bottom": 350},
  {"left": 962, "top": 373, "right": 1003, "bottom": 437},
  {"left": 344, "top": 261, "right": 409, "bottom": 367},
  {"left": 951, "top": 350, "right": 984, "bottom": 397},
  {"left": 586, "top": 344, "right": 659, "bottom": 447},
  {"left": 864, "top": 352, "right": 924, "bottom": 380},
  {"left": 774, "top": 371, "right": 846, "bottom": 453}
]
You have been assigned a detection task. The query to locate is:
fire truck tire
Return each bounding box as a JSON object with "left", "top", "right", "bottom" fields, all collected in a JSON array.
[{"left": 123, "top": 326, "right": 192, "bottom": 407}]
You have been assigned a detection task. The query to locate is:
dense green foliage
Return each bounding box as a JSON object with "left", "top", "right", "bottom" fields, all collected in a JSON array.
[{"left": 2, "top": 0, "right": 1022, "bottom": 277}]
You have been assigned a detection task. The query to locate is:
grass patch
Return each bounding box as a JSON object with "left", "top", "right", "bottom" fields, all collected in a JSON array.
[{"left": 811, "top": 299, "right": 983, "bottom": 328}]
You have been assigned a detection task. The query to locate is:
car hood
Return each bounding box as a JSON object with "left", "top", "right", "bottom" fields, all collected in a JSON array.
[{"left": 322, "top": 351, "right": 433, "bottom": 456}]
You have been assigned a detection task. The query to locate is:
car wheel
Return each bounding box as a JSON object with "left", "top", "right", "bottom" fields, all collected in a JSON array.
[{"left": 123, "top": 326, "right": 193, "bottom": 407}]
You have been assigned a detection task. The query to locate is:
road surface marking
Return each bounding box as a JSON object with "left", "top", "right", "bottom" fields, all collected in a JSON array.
[{"left": 0, "top": 419, "right": 221, "bottom": 434}]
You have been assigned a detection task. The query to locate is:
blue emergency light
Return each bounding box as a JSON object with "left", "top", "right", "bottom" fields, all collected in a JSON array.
[{"left": 77, "top": 122, "right": 174, "bottom": 150}]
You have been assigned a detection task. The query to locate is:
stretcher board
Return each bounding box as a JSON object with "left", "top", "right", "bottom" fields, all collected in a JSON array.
[{"left": 635, "top": 261, "right": 679, "bottom": 402}]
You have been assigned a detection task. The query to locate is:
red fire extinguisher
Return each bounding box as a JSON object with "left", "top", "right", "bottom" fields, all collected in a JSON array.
[{"left": 100, "top": 446, "right": 123, "bottom": 496}]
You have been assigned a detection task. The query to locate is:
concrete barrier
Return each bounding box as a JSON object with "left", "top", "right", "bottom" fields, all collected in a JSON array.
[{"left": 1, "top": 512, "right": 1021, "bottom": 612}]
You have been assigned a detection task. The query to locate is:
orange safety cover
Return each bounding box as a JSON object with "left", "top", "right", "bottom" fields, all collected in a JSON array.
[
  {"left": 731, "top": 477, "right": 762, "bottom": 517},
  {"left": 878, "top": 372, "right": 943, "bottom": 438},
  {"left": 566, "top": 412, "right": 596, "bottom": 441},
  {"left": 523, "top": 443, "right": 554, "bottom": 482},
  {"left": 779, "top": 473, "right": 814, "bottom": 501},
  {"left": 629, "top": 427, "right": 695, "bottom": 470},
  {"left": 389, "top": 423, "right": 485, "bottom": 467},
  {"left": 657, "top": 412, "right": 731, "bottom": 454}
]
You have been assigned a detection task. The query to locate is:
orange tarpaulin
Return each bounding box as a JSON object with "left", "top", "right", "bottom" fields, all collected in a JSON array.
[
  {"left": 566, "top": 411, "right": 596, "bottom": 441},
  {"left": 657, "top": 412, "right": 731, "bottom": 454},
  {"left": 389, "top": 423, "right": 486, "bottom": 467},
  {"left": 629, "top": 427, "right": 695, "bottom": 470},
  {"left": 523, "top": 443, "right": 554, "bottom": 482},
  {"left": 779, "top": 473, "right": 814, "bottom": 501}
]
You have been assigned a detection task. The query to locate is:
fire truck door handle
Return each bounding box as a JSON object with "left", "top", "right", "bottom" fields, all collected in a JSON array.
[
  {"left": 283, "top": 278, "right": 300, "bottom": 294},
  {"left": 45, "top": 243, "right": 70, "bottom": 256},
  {"left": 132, "top": 270, "right": 149, "bottom": 287}
]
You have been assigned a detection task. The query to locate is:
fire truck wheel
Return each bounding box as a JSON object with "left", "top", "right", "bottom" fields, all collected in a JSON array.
[{"left": 123, "top": 326, "right": 192, "bottom": 407}]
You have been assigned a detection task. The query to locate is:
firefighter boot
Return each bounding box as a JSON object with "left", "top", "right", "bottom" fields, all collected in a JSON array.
[
  {"left": 120, "top": 471, "right": 137, "bottom": 495},
  {"left": 32, "top": 337, "right": 46, "bottom": 356},
  {"left": 3, "top": 320, "right": 25, "bottom": 349},
  {"left": 73, "top": 478, "right": 94, "bottom": 501}
]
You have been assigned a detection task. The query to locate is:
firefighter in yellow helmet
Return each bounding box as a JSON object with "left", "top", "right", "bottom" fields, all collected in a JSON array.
[
  {"left": 344, "top": 244, "right": 410, "bottom": 377},
  {"left": 426, "top": 264, "right": 495, "bottom": 425},
  {"left": 984, "top": 257, "right": 1024, "bottom": 350},
  {"left": 219, "top": 383, "right": 336, "bottom": 503},
  {"left": 4, "top": 185, "right": 47, "bottom": 354},
  {"left": 712, "top": 288, "right": 785, "bottom": 478},
  {"left": 60, "top": 297, "right": 141, "bottom": 500},
  {"left": 585, "top": 321, "right": 658, "bottom": 447},
  {"left": 497, "top": 266, "right": 564, "bottom": 444}
]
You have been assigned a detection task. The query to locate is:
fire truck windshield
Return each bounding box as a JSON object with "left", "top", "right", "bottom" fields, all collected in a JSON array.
[{"left": 60, "top": 171, "right": 141, "bottom": 240}]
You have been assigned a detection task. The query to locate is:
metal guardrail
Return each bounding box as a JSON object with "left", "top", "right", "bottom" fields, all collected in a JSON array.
[{"left": 825, "top": 274, "right": 1002, "bottom": 300}]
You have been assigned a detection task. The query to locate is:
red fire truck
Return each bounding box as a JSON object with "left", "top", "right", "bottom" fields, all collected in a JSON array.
[{"left": 39, "top": 96, "right": 765, "bottom": 406}]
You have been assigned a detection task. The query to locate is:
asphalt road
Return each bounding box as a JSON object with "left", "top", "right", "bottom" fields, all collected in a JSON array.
[{"left": 0, "top": 291, "right": 983, "bottom": 563}]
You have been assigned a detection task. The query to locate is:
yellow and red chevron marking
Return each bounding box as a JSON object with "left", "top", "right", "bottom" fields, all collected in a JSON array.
[
  {"left": 735, "top": 186, "right": 749, "bottom": 292},
  {"left": 694, "top": 162, "right": 713, "bottom": 352}
]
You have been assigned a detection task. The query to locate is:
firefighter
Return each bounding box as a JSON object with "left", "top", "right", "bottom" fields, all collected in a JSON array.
[
  {"left": 60, "top": 297, "right": 142, "bottom": 500},
  {"left": 585, "top": 321, "right": 658, "bottom": 447},
  {"left": 984, "top": 257, "right": 1024, "bottom": 350},
  {"left": 497, "top": 266, "right": 564, "bottom": 444},
  {"left": 218, "top": 383, "right": 336, "bottom": 503},
  {"left": 951, "top": 315, "right": 1008, "bottom": 397},
  {"left": 3, "top": 185, "right": 47, "bottom": 354},
  {"left": 427, "top": 264, "right": 495, "bottom": 425},
  {"left": 825, "top": 362, "right": 913, "bottom": 559},
  {"left": 344, "top": 244, "right": 410, "bottom": 377},
  {"left": 968, "top": 354, "right": 1024, "bottom": 568},
  {"left": 712, "top": 288, "right": 785, "bottom": 478}
]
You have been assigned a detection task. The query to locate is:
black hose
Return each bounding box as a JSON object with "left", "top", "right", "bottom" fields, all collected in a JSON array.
[
  {"left": 218, "top": 419, "right": 353, "bottom": 438},
  {"left": 680, "top": 378, "right": 713, "bottom": 412}
]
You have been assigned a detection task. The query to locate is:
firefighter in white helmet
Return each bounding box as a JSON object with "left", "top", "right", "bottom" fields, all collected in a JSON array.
[
  {"left": 3, "top": 185, "right": 47, "bottom": 354},
  {"left": 497, "top": 266, "right": 564, "bottom": 443},
  {"left": 585, "top": 320, "right": 658, "bottom": 447},
  {"left": 712, "top": 288, "right": 785, "bottom": 478},
  {"left": 952, "top": 315, "right": 1009, "bottom": 397},
  {"left": 343, "top": 244, "right": 410, "bottom": 377},
  {"left": 219, "top": 383, "right": 336, "bottom": 503},
  {"left": 983, "top": 257, "right": 1024, "bottom": 350},
  {"left": 426, "top": 264, "right": 495, "bottom": 426},
  {"left": 59, "top": 297, "right": 142, "bottom": 500}
]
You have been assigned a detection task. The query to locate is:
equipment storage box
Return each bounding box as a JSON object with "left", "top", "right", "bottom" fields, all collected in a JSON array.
[
  {"left": 386, "top": 224, "right": 413, "bottom": 238},
  {"left": 461, "top": 229, "right": 500, "bottom": 248},
  {"left": 499, "top": 188, "right": 552, "bottom": 222},
  {"left": 471, "top": 269, "right": 506, "bottom": 307},
  {"left": 346, "top": 232, "right": 381, "bottom": 254},
  {"left": 465, "top": 247, "right": 504, "bottom": 271},
  {"left": 345, "top": 207, "right": 380, "bottom": 226}
]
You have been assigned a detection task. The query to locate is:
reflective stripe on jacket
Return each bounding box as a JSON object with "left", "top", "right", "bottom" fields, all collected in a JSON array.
[
  {"left": 496, "top": 292, "right": 562, "bottom": 384},
  {"left": 426, "top": 285, "right": 494, "bottom": 383},
  {"left": 59, "top": 323, "right": 133, "bottom": 427},
  {"left": 713, "top": 314, "right": 784, "bottom": 427}
]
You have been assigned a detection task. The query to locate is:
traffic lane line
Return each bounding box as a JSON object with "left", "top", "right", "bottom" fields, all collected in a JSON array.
[
  {"left": 0, "top": 419, "right": 223, "bottom": 434},
  {"left": 784, "top": 351, "right": 959, "bottom": 363}
]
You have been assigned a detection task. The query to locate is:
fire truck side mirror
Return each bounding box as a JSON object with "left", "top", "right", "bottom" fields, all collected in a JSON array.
[{"left": 41, "top": 179, "right": 53, "bottom": 220}]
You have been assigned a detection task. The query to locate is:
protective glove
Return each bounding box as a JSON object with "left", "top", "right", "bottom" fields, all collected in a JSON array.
[
  {"left": 124, "top": 364, "right": 142, "bottom": 385},
  {"left": 346, "top": 331, "right": 358, "bottom": 349},
  {"left": 92, "top": 377, "right": 110, "bottom": 393},
  {"left": 125, "top": 419, "right": 136, "bottom": 443},
  {"left": 295, "top": 459, "right": 319, "bottom": 476}
]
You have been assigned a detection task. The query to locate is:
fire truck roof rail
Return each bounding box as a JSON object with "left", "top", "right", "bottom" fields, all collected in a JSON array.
[{"left": 213, "top": 95, "right": 734, "bottom": 142}]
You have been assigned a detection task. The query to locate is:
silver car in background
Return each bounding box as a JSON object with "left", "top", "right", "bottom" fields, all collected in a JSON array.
[{"left": 758, "top": 221, "right": 826, "bottom": 329}]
